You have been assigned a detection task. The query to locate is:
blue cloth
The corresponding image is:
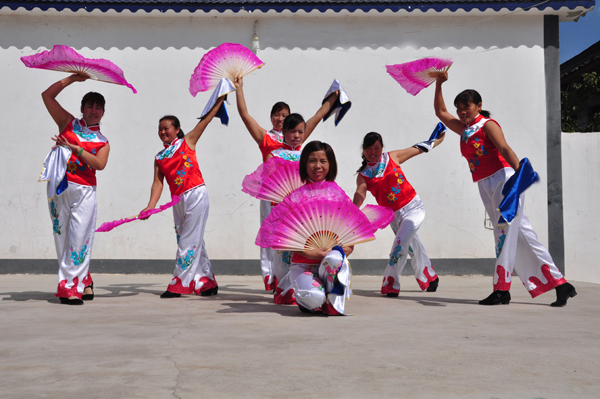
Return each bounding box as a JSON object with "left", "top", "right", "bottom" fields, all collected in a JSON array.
[
  {"left": 414, "top": 122, "right": 446, "bottom": 153},
  {"left": 199, "top": 77, "right": 234, "bottom": 126},
  {"left": 321, "top": 79, "right": 351, "bottom": 126},
  {"left": 498, "top": 157, "right": 540, "bottom": 225}
]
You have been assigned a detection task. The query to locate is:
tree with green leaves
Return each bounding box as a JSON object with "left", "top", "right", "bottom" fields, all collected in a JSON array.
[{"left": 561, "top": 71, "right": 600, "bottom": 132}]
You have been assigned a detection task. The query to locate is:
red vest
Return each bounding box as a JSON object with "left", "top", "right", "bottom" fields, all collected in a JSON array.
[
  {"left": 460, "top": 114, "right": 511, "bottom": 182},
  {"left": 259, "top": 130, "right": 284, "bottom": 162},
  {"left": 359, "top": 153, "right": 416, "bottom": 212},
  {"left": 155, "top": 138, "right": 205, "bottom": 196},
  {"left": 61, "top": 118, "right": 109, "bottom": 187}
]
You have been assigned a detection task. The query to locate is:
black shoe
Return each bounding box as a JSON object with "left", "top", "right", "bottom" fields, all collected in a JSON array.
[
  {"left": 479, "top": 290, "right": 511, "bottom": 305},
  {"left": 426, "top": 277, "right": 439, "bottom": 292},
  {"left": 200, "top": 286, "right": 218, "bottom": 296},
  {"left": 82, "top": 283, "right": 94, "bottom": 301},
  {"left": 551, "top": 282, "right": 577, "bottom": 307},
  {"left": 160, "top": 291, "right": 181, "bottom": 298},
  {"left": 386, "top": 292, "right": 399, "bottom": 297},
  {"left": 298, "top": 305, "right": 313, "bottom": 314},
  {"left": 59, "top": 297, "right": 84, "bottom": 305}
]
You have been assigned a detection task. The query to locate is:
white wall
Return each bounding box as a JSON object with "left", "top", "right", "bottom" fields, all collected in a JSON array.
[
  {"left": 562, "top": 132, "right": 600, "bottom": 283},
  {"left": 0, "top": 10, "right": 551, "bottom": 262}
]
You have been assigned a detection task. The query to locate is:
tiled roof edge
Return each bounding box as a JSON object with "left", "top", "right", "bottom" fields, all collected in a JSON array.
[{"left": 0, "top": 1, "right": 595, "bottom": 14}]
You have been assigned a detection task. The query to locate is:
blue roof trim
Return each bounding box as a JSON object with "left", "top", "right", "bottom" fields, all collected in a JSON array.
[{"left": 0, "top": 0, "right": 594, "bottom": 13}]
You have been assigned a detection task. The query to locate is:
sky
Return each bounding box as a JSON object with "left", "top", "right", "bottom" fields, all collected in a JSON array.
[{"left": 559, "top": 4, "right": 600, "bottom": 63}]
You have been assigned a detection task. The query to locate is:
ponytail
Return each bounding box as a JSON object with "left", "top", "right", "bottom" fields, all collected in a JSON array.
[{"left": 357, "top": 132, "right": 384, "bottom": 174}]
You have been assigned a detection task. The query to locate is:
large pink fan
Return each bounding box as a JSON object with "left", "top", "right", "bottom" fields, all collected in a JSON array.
[
  {"left": 361, "top": 204, "right": 395, "bottom": 231},
  {"left": 96, "top": 196, "right": 180, "bottom": 233},
  {"left": 189, "top": 43, "right": 264, "bottom": 96},
  {"left": 256, "top": 183, "right": 376, "bottom": 251},
  {"left": 242, "top": 157, "right": 302, "bottom": 203},
  {"left": 386, "top": 57, "right": 453, "bottom": 96},
  {"left": 21, "top": 45, "right": 137, "bottom": 93}
]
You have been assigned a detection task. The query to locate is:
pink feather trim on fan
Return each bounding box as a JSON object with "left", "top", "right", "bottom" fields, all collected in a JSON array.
[
  {"left": 361, "top": 204, "right": 395, "bottom": 231},
  {"left": 242, "top": 157, "right": 302, "bottom": 203},
  {"left": 189, "top": 43, "right": 264, "bottom": 96},
  {"left": 96, "top": 196, "right": 181, "bottom": 233},
  {"left": 386, "top": 57, "right": 453, "bottom": 96},
  {"left": 256, "top": 182, "right": 376, "bottom": 251},
  {"left": 21, "top": 45, "right": 137, "bottom": 93}
]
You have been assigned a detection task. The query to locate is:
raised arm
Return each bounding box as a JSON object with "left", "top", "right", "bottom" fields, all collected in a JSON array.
[
  {"left": 42, "top": 74, "right": 88, "bottom": 133},
  {"left": 185, "top": 95, "right": 226, "bottom": 150},
  {"left": 352, "top": 174, "right": 368, "bottom": 208},
  {"left": 234, "top": 75, "right": 267, "bottom": 145},
  {"left": 140, "top": 161, "right": 166, "bottom": 218},
  {"left": 388, "top": 132, "right": 445, "bottom": 165},
  {"left": 484, "top": 122, "right": 520, "bottom": 170},
  {"left": 304, "top": 91, "right": 340, "bottom": 141},
  {"left": 434, "top": 73, "right": 463, "bottom": 135}
]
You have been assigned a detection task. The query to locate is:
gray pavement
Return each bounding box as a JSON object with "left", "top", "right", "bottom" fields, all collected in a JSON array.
[{"left": 1, "top": 274, "right": 598, "bottom": 399}]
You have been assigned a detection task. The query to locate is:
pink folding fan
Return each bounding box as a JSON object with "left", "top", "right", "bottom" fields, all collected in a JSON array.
[
  {"left": 361, "top": 204, "right": 395, "bottom": 231},
  {"left": 386, "top": 57, "right": 453, "bottom": 96},
  {"left": 21, "top": 45, "right": 137, "bottom": 93},
  {"left": 189, "top": 43, "right": 264, "bottom": 96},
  {"left": 256, "top": 183, "right": 376, "bottom": 251},
  {"left": 96, "top": 196, "right": 180, "bottom": 233},
  {"left": 242, "top": 157, "right": 302, "bottom": 204}
]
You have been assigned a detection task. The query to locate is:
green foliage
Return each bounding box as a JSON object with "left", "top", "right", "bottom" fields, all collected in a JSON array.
[{"left": 561, "top": 71, "right": 600, "bottom": 132}]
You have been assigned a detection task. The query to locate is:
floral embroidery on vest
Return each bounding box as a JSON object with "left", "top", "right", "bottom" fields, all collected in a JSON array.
[
  {"left": 386, "top": 166, "right": 406, "bottom": 203},
  {"left": 73, "top": 119, "right": 98, "bottom": 141},
  {"left": 174, "top": 150, "right": 194, "bottom": 187}
]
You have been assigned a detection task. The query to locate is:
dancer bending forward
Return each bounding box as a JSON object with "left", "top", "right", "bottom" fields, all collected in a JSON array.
[
  {"left": 433, "top": 72, "right": 576, "bottom": 306},
  {"left": 140, "top": 97, "right": 225, "bottom": 298},
  {"left": 353, "top": 131, "right": 444, "bottom": 297}
]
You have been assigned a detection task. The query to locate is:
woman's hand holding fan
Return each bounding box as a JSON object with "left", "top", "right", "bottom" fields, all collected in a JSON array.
[
  {"left": 386, "top": 57, "right": 453, "bottom": 96},
  {"left": 189, "top": 43, "right": 264, "bottom": 96},
  {"left": 21, "top": 45, "right": 137, "bottom": 93}
]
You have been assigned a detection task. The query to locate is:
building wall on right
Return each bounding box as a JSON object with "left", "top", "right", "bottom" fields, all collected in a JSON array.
[{"left": 562, "top": 131, "right": 600, "bottom": 283}]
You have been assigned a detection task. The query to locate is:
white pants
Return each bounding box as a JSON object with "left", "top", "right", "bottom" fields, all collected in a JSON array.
[
  {"left": 478, "top": 168, "right": 566, "bottom": 297},
  {"left": 48, "top": 182, "right": 96, "bottom": 298},
  {"left": 290, "top": 250, "right": 352, "bottom": 315},
  {"left": 260, "top": 200, "right": 275, "bottom": 290},
  {"left": 381, "top": 195, "right": 438, "bottom": 294},
  {"left": 167, "top": 185, "right": 217, "bottom": 294},
  {"left": 273, "top": 250, "right": 295, "bottom": 304}
]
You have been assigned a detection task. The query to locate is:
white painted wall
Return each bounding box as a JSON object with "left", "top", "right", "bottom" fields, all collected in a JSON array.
[
  {"left": 0, "top": 10, "right": 551, "bottom": 263},
  {"left": 562, "top": 132, "right": 600, "bottom": 283}
]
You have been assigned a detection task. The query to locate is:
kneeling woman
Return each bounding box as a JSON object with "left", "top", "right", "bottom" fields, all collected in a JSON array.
[
  {"left": 140, "top": 97, "right": 225, "bottom": 298},
  {"left": 287, "top": 141, "right": 353, "bottom": 315}
]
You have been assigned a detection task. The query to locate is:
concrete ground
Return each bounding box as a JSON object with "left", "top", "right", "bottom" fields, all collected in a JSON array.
[{"left": 1, "top": 274, "right": 598, "bottom": 399}]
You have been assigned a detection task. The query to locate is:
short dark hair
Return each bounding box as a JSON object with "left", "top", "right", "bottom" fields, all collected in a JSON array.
[
  {"left": 282, "top": 113, "right": 305, "bottom": 133},
  {"left": 159, "top": 115, "right": 185, "bottom": 138},
  {"left": 454, "top": 89, "right": 491, "bottom": 118},
  {"left": 270, "top": 101, "right": 290, "bottom": 117},
  {"left": 299, "top": 140, "right": 338, "bottom": 182},
  {"left": 81, "top": 92, "right": 105, "bottom": 111}
]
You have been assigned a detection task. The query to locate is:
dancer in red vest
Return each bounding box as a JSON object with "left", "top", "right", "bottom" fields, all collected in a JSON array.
[
  {"left": 42, "top": 74, "right": 110, "bottom": 305},
  {"left": 234, "top": 76, "right": 339, "bottom": 291},
  {"left": 140, "top": 97, "right": 225, "bottom": 298},
  {"left": 433, "top": 72, "right": 576, "bottom": 306},
  {"left": 353, "top": 132, "right": 444, "bottom": 297}
]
